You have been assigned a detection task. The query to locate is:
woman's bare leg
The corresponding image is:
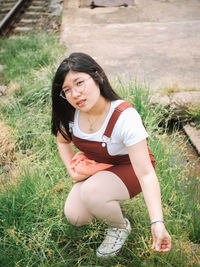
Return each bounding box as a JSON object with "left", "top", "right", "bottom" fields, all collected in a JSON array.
[
  {"left": 80, "top": 171, "right": 130, "bottom": 228},
  {"left": 64, "top": 181, "right": 94, "bottom": 226}
]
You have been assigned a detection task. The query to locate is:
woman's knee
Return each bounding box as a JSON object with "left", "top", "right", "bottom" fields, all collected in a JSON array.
[
  {"left": 64, "top": 204, "right": 85, "bottom": 227},
  {"left": 64, "top": 197, "right": 93, "bottom": 227},
  {"left": 80, "top": 177, "right": 101, "bottom": 207}
]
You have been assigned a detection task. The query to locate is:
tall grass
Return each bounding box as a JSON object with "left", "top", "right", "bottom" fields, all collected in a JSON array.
[{"left": 0, "top": 32, "right": 199, "bottom": 267}]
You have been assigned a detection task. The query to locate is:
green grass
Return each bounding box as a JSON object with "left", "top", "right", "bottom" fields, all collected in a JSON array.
[
  {"left": 187, "top": 104, "right": 200, "bottom": 129},
  {"left": 0, "top": 32, "right": 199, "bottom": 267}
]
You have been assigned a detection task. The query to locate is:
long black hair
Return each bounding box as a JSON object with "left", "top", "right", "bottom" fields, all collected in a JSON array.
[{"left": 51, "top": 52, "right": 121, "bottom": 141}]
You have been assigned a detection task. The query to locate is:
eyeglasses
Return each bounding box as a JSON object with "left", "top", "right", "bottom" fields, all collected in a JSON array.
[{"left": 60, "top": 76, "right": 92, "bottom": 99}]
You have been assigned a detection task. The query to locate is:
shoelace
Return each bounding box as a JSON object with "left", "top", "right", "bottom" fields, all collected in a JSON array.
[{"left": 101, "top": 228, "right": 123, "bottom": 247}]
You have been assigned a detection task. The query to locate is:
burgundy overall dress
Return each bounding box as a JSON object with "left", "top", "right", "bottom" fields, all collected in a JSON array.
[{"left": 71, "top": 101, "right": 155, "bottom": 198}]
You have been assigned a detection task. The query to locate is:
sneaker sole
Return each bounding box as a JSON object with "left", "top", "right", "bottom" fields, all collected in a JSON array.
[{"left": 96, "top": 248, "right": 121, "bottom": 258}]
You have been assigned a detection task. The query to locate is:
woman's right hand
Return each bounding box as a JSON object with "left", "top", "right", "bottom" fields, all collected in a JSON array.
[{"left": 68, "top": 168, "right": 90, "bottom": 183}]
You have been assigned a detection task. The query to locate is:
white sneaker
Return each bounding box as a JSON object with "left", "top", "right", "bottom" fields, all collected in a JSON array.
[{"left": 96, "top": 218, "right": 131, "bottom": 258}]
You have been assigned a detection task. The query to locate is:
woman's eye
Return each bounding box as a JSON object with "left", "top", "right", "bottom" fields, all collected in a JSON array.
[
  {"left": 64, "top": 88, "right": 70, "bottom": 93},
  {"left": 77, "top": 80, "right": 84, "bottom": 86}
]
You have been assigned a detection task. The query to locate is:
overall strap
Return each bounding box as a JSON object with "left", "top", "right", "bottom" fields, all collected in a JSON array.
[{"left": 103, "top": 101, "right": 133, "bottom": 138}]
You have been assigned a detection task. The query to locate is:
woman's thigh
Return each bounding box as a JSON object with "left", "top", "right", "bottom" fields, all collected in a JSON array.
[{"left": 80, "top": 171, "right": 130, "bottom": 203}]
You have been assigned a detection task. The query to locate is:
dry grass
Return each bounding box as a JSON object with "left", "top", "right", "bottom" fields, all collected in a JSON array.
[
  {"left": 0, "top": 121, "right": 16, "bottom": 164},
  {"left": 173, "top": 239, "right": 200, "bottom": 267},
  {"left": 6, "top": 82, "right": 21, "bottom": 95},
  {"left": 0, "top": 121, "right": 18, "bottom": 190}
]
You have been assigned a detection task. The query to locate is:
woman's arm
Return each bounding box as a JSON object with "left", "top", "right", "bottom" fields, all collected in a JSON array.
[
  {"left": 127, "top": 139, "right": 171, "bottom": 252},
  {"left": 57, "top": 131, "right": 89, "bottom": 182},
  {"left": 57, "top": 131, "right": 74, "bottom": 169}
]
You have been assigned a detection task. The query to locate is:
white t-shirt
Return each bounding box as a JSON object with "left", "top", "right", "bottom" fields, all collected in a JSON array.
[{"left": 70, "top": 100, "right": 148, "bottom": 156}]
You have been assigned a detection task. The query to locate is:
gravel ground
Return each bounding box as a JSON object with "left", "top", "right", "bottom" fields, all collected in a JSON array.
[{"left": 32, "top": 0, "right": 64, "bottom": 32}]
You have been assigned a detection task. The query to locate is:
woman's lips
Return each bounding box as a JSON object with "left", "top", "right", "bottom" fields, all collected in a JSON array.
[{"left": 76, "top": 99, "right": 86, "bottom": 107}]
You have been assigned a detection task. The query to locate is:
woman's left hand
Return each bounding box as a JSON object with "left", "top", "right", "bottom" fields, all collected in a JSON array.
[
  {"left": 151, "top": 222, "right": 171, "bottom": 252},
  {"left": 68, "top": 167, "right": 90, "bottom": 183}
]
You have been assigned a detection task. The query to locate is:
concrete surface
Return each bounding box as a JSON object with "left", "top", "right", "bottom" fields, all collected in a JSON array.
[
  {"left": 150, "top": 91, "right": 200, "bottom": 108},
  {"left": 61, "top": 0, "right": 200, "bottom": 91},
  {"left": 183, "top": 124, "right": 200, "bottom": 155}
]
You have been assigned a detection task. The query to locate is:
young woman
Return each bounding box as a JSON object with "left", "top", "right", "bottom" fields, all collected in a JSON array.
[{"left": 51, "top": 52, "right": 171, "bottom": 258}]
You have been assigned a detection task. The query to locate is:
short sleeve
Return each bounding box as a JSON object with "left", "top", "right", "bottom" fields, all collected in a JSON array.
[{"left": 113, "top": 107, "right": 148, "bottom": 147}]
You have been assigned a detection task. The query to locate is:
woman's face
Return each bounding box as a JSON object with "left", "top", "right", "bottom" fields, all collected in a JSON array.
[{"left": 62, "top": 71, "right": 102, "bottom": 112}]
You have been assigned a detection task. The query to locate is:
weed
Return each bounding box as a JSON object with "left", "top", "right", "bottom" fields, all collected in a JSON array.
[
  {"left": 187, "top": 104, "right": 200, "bottom": 129},
  {"left": 161, "top": 82, "right": 198, "bottom": 95}
]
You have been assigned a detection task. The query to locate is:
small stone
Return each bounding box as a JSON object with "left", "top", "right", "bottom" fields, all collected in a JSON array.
[
  {"left": 0, "top": 85, "right": 7, "bottom": 96},
  {"left": 190, "top": 122, "right": 196, "bottom": 127},
  {"left": 3, "top": 164, "right": 11, "bottom": 172}
]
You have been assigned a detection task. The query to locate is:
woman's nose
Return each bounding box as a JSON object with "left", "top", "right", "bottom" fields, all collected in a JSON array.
[{"left": 71, "top": 87, "right": 81, "bottom": 98}]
